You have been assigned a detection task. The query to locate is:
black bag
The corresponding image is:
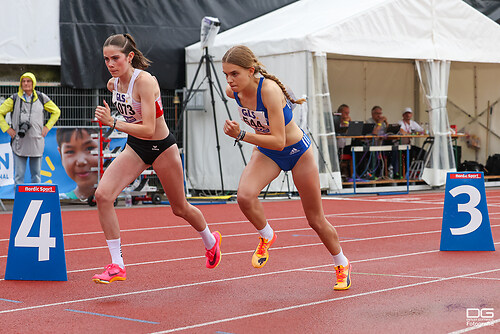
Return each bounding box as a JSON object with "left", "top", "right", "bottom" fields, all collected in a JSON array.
[
  {"left": 485, "top": 154, "right": 500, "bottom": 175},
  {"left": 457, "top": 160, "right": 485, "bottom": 172}
]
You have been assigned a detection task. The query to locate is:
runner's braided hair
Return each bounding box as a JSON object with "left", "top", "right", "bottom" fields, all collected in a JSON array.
[
  {"left": 222, "top": 45, "right": 306, "bottom": 104},
  {"left": 103, "top": 33, "right": 152, "bottom": 70}
]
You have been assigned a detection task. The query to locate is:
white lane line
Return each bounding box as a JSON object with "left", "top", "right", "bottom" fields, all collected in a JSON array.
[
  {"left": 300, "top": 269, "right": 500, "bottom": 281},
  {"left": 149, "top": 267, "right": 500, "bottom": 334},
  {"left": 58, "top": 222, "right": 500, "bottom": 255},
  {"left": 0, "top": 223, "right": 498, "bottom": 271},
  {"left": 61, "top": 246, "right": 443, "bottom": 276},
  {"left": 0, "top": 213, "right": 445, "bottom": 249},
  {"left": 0, "top": 214, "right": 439, "bottom": 253},
  {"left": 448, "top": 318, "right": 500, "bottom": 333},
  {"left": 0, "top": 204, "right": 446, "bottom": 243},
  {"left": 1, "top": 247, "right": 497, "bottom": 315}
]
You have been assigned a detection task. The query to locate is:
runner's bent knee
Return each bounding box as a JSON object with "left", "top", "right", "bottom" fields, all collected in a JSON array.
[
  {"left": 170, "top": 201, "right": 191, "bottom": 219},
  {"left": 94, "top": 186, "right": 117, "bottom": 205},
  {"left": 237, "top": 188, "right": 259, "bottom": 208}
]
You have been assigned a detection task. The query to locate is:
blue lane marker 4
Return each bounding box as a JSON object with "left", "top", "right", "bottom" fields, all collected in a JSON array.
[
  {"left": 5, "top": 184, "right": 67, "bottom": 281},
  {"left": 440, "top": 172, "right": 495, "bottom": 251}
]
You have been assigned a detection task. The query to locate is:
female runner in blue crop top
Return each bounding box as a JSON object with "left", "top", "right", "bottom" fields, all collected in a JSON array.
[
  {"left": 222, "top": 45, "right": 351, "bottom": 290},
  {"left": 92, "top": 33, "right": 222, "bottom": 284}
]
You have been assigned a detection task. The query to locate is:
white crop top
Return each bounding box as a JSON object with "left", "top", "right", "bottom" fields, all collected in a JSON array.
[{"left": 112, "top": 69, "right": 163, "bottom": 123}]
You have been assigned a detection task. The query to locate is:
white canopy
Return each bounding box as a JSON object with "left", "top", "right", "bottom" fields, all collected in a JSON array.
[
  {"left": 184, "top": 0, "right": 500, "bottom": 191},
  {"left": 187, "top": 0, "right": 500, "bottom": 63},
  {"left": 0, "top": 0, "right": 60, "bottom": 65}
]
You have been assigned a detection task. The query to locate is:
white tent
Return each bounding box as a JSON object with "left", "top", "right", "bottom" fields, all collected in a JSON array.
[
  {"left": 0, "top": 0, "right": 60, "bottom": 65},
  {"left": 185, "top": 0, "right": 500, "bottom": 191}
]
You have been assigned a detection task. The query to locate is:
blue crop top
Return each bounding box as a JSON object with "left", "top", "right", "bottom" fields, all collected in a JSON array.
[{"left": 234, "top": 77, "right": 293, "bottom": 134}]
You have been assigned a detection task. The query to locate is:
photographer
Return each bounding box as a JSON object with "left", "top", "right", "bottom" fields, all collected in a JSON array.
[{"left": 0, "top": 72, "right": 61, "bottom": 184}]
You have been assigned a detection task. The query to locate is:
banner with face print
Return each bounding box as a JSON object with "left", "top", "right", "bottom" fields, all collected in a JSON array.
[{"left": 0, "top": 129, "right": 126, "bottom": 200}]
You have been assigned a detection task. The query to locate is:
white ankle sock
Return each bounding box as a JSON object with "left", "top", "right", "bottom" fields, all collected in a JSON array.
[
  {"left": 332, "top": 248, "right": 349, "bottom": 267},
  {"left": 199, "top": 226, "right": 216, "bottom": 250},
  {"left": 107, "top": 238, "right": 125, "bottom": 269},
  {"left": 258, "top": 223, "right": 274, "bottom": 241}
]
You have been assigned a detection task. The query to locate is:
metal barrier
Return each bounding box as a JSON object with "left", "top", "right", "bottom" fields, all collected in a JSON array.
[{"left": 0, "top": 84, "right": 180, "bottom": 132}]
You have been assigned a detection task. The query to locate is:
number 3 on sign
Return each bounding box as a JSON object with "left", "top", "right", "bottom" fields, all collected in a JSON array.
[
  {"left": 449, "top": 185, "right": 482, "bottom": 235},
  {"left": 14, "top": 200, "right": 56, "bottom": 261}
]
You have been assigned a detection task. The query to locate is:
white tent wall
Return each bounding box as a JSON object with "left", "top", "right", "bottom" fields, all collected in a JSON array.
[
  {"left": 327, "top": 57, "right": 416, "bottom": 123},
  {"left": 0, "top": 0, "right": 60, "bottom": 65},
  {"left": 309, "top": 53, "right": 342, "bottom": 191},
  {"left": 447, "top": 62, "right": 500, "bottom": 165},
  {"left": 417, "top": 60, "right": 454, "bottom": 186},
  {"left": 184, "top": 51, "right": 310, "bottom": 193}
]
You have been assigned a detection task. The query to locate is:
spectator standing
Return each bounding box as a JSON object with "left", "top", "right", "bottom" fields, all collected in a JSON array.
[{"left": 0, "top": 72, "right": 61, "bottom": 184}]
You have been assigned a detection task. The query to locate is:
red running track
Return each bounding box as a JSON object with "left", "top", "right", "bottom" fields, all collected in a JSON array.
[{"left": 0, "top": 190, "right": 499, "bottom": 333}]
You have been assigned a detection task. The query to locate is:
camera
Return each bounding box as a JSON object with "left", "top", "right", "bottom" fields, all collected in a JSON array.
[
  {"left": 200, "top": 16, "right": 220, "bottom": 49},
  {"left": 18, "top": 122, "right": 31, "bottom": 138}
]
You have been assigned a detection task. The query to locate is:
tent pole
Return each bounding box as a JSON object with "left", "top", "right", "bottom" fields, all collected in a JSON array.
[{"left": 486, "top": 100, "right": 491, "bottom": 162}]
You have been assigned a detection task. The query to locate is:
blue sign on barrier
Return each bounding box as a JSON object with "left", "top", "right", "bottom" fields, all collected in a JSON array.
[
  {"left": 5, "top": 184, "right": 67, "bottom": 280},
  {"left": 440, "top": 172, "right": 495, "bottom": 251}
]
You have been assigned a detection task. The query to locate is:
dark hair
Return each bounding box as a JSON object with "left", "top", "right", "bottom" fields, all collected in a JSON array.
[
  {"left": 371, "top": 105, "right": 382, "bottom": 112},
  {"left": 338, "top": 104, "right": 349, "bottom": 113},
  {"left": 103, "top": 33, "right": 151, "bottom": 70},
  {"left": 56, "top": 128, "right": 98, "bottom": 148},
  {"left": 222, "top": 45, "right": 306, "bottom": 105}
]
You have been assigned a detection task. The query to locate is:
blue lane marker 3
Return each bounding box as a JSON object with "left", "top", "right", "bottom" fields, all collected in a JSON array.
[
  {"left": 440, "top": 172, "right": 495, "bottom": 251},
  {"left": 5, "top": 184, "right": 67, "bottom": 281}
]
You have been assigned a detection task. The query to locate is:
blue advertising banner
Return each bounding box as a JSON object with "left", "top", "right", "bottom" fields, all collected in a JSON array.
[
  {"left": 0, "top": 128, "right": 126, "bottom": 200},
  {"left": 0, "top": 132, "right": 14, "bottom": 198}
]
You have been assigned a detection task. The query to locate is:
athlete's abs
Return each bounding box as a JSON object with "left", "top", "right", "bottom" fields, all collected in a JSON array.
[{"left": 283, "top": 122, "right": 303, "bottom": 147}]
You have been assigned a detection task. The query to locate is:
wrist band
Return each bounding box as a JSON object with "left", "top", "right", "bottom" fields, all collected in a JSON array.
[
  {"left": 377, "top": 123, "right": 381, "bottom": 126},
  {"left": 102, "top": 118, "right": 117, "bottom": 139},
  {"left": 234, "top": 130, "right": 246, "bottom": 146}
]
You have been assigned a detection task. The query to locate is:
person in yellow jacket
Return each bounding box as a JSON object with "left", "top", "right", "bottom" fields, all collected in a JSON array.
[{"left": 0, "top": 72, "right": 61, "bottom": 184}]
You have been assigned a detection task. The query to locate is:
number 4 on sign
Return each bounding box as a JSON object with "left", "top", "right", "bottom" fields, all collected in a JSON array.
[{"left": 14, "top": 200, "right": 56, "bottom": 261}]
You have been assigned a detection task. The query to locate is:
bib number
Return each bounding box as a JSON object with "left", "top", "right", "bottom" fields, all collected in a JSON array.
[
  {"left": 239, "top": 107, "right": 270, "bottom": 133},
  {"left": 113, "top": 91, "right": 136, "bottom": 119}
]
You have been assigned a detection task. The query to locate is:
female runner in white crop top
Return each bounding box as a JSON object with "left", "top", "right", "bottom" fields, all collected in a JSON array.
[{"left": 93, "top": 33, "right": 221, "bottom": 284}]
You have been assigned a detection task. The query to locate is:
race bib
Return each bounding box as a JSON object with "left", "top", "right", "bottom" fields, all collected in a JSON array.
[
  {"left": 112, "top": 90, "right": 138, "bottom": 123},
  {"left": 238, "top": 107, "right": 270, "bottom": 134}
]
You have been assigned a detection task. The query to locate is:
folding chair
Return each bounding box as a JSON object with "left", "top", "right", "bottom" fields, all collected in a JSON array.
[{"left": 409, "top": 137, "right": 434, "bottom": 179}]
